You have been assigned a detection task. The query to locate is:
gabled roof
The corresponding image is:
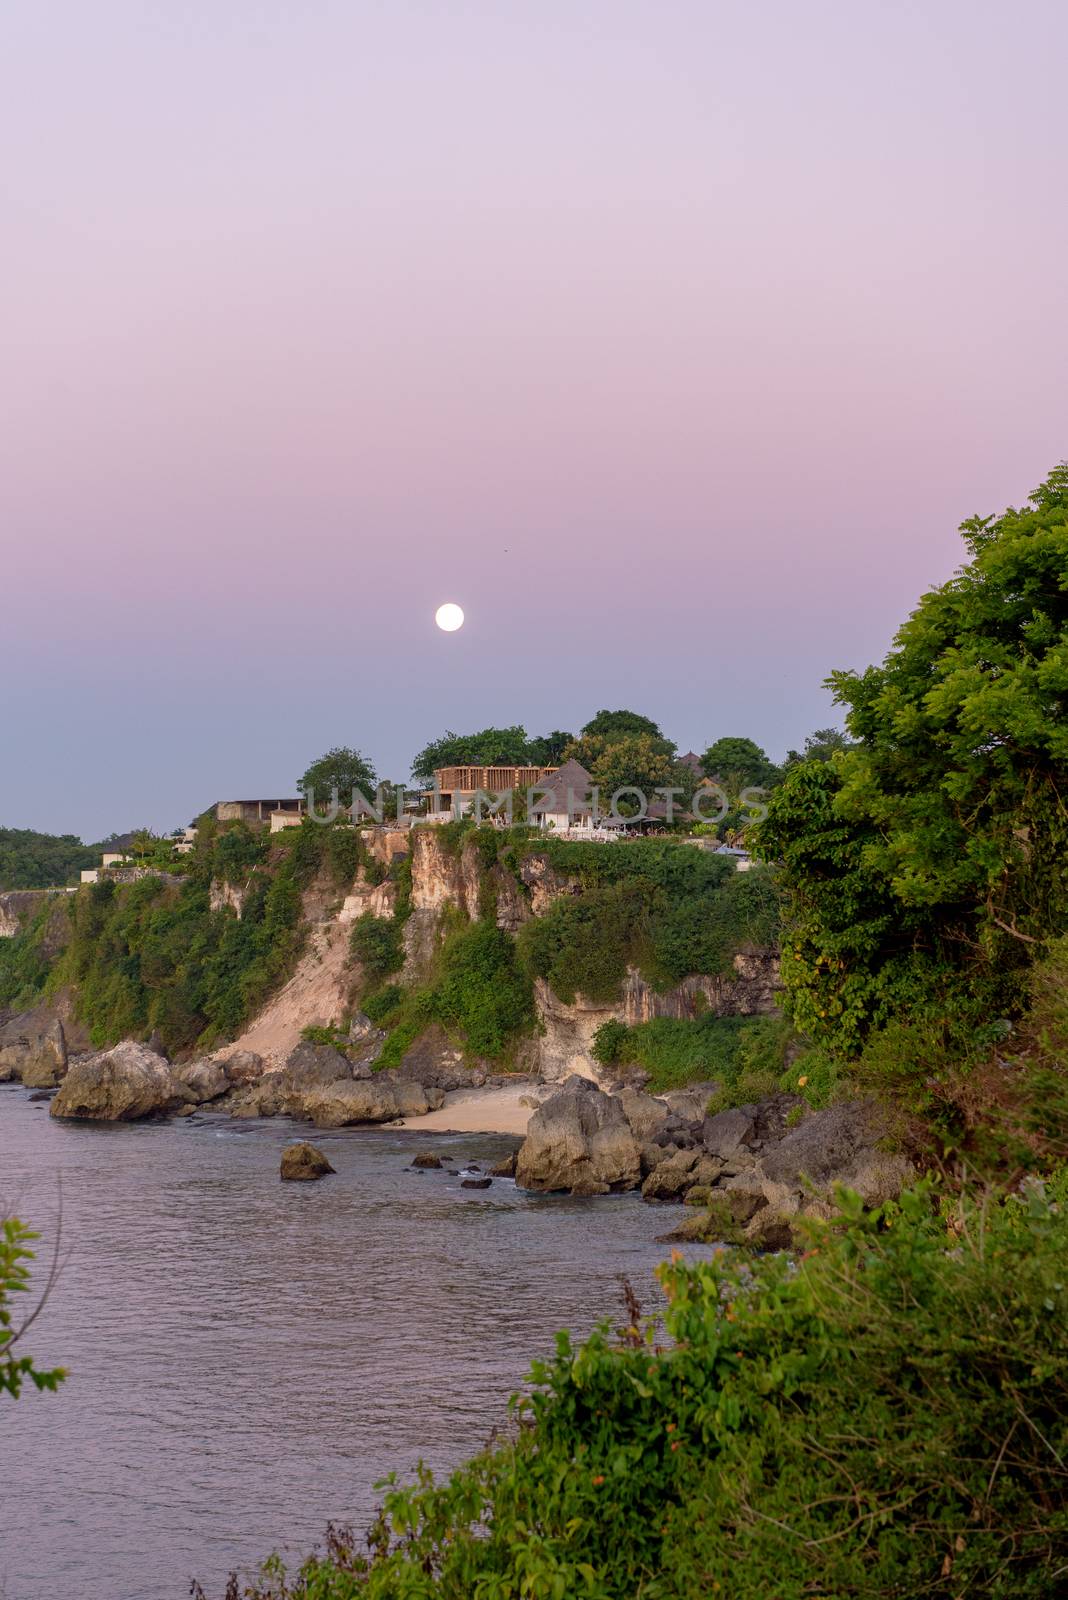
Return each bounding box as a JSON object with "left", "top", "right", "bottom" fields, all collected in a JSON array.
[
  {"left": 528, "top": 759, "right": 594, "bottom": 812},
  {"left": 101, "top": 832, "right": 138, "bottom": 855},
  {"left": 679, "top": 751, "right": 705, "bottom": 777}
]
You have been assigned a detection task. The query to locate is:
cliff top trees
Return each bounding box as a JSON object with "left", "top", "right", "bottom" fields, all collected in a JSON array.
[
  {"left": 579, "top": 707, "right": 669, "bottom": 746},
  {"left": 411, "top": 727, "right": 539, "bottom": 782},
  {"left": 298, "top": 747, "right": 377, "bottom": 809},
  {"left": 700, "top": 737, "right": 781, "bottom": 794},
  {"left": 760, "top": 462, "right": 1068, "bottom": 1051}
]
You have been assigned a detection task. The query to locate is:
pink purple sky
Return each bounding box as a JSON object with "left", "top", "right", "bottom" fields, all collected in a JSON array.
[{"left": 2, "top": 1, "right": 1066, "bottom": 840}]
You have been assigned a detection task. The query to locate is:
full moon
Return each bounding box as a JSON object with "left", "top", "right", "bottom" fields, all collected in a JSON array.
[{"left": 435, "top": 602, "right": 465, "bottom": 632}]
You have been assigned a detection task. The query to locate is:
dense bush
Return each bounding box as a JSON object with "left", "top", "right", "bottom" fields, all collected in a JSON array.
[
  {"left": 205, "top": 1176, "right": 1068, "bottom": 1599},
  {"left": 364, "top": 916, "right": 535, "bottom": 1068},
  {"left": 517, "top": 857, "right": 779, "bottom": 1004},
  {"left": 46, "top": 825, "right": 318, "bottom": 1053},
  {"left": 0, "top": 900, "right": 59, "bottom": 1009},
  {"left": 592, "top": 1011, "right": 796, "bottom": 1097},
  {"left": 433, "top": 921, "right": 534, "bottom": 1056},
  {"left": 852, "top": 932, "right": 1068, "bottom": 1181},
  {"left": 349, "top": 914, "right": 405, "bottom": 986},
  {"left": 0, "top": 826, "right": 98, "bottom": 889}
]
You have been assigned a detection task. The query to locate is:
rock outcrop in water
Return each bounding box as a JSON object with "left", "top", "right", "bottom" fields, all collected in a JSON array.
[
  {"left": 280, "top": 1141, "right": 335, "bottom": 1181},
  {"left": 514, "top": 1076, "right": 912, "bottom": 1245},
  {"left": 515, "top": 1076, "right": 642, "bottom": 1195},
  {"left": 225, "top": 1039, "right": 445, "bottom": 1126}
]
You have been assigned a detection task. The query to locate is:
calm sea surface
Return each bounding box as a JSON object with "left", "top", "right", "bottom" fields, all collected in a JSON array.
[{"left": 0, "top": 1085, "right": 701, "bottom": 1600}]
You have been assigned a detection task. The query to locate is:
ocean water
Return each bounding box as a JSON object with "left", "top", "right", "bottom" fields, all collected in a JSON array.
[{"left": 0, "top": 1085, "right": 701, "bottom": 1600}]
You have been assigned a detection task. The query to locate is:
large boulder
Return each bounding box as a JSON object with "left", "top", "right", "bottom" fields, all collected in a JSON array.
[
  {"left": 756, "top": 1101, "right": 911, "bottom": 1211},
  {"left": 280, "top": 1141, "right": 335, "bottom": 1181},
  {"left": 700, "top": 1104, "right": 761, "bottom": 1161},
  {"left": 0, "top": 1009, "right": 68, "bottom": 1087},
  {"left": 618, "top": 1088, "right": 669, "bottom": 1143},
  {"left": 302, "top": 1073, "right": 444, "bottom": 1129},
  {"left": 220, "top": 1050, "right": 264, "bottom": 1086},
  {"left": 51, "top": 1042, "right": 175, "bottom": 1121},
  {"left": 660, "top": 1081, "right": 720, "bottom": 1123},
  {"left": 172, "top": 1058, "right": 230, "bottom": 1104},
  {"left": 641, "top": 1149, "right": 725, "bottom": 1203},
  {"left": 233, "top": 1042, "right": 366, "bottom": 1118},
  {"left": 515, "top": 1077, "right": 641, "bottom": 1195},
  {"left": 285, "top": 1041, "right": 369, "bottom": 1088}
]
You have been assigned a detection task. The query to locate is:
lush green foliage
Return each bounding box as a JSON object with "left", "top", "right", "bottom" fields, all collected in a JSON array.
[
  {"left": 299, "top": 747, "right": 378, "bottom": 810},
  {"left": 410, "top": 726, "right": 568, "bottom": 784},
  {"left": 208, "top": 1176, "right": 1068, "bottom": 1599},
  {"left": 783, "top": 725, "right": 854, "bottom": 766},
  {"left": 515, "top": 843, "right": 779, "bottom": 1004},
  {"left": 579, "top": 708, "right": 669, "bottom": 745},
  {"left": 561, "top": 733, "right": 694, "bottom": 816},
  {"left": 700, "top": 735, "right": 781, "bottom": 793},
  {"left": 519, "top": 880, "right": 650, "bottom": 1004},
  {"left": 760, "top": 465, "right": 1068, "bottom": 1056},
  {"left": 0, "top": 898, "right": 61, "bottom": 1008},
  {"left": 1, "top": 1217, "right": 66, "bottom": 1402},
  {"left": 433, "top": 921, "right": 535, "bottom": 1056},
  {"left": 592, "top": 1011, "right": 795, "bottom": 1097},
  {"left": 349, "top": 913, "right": 405, "bottom": 986},
  {"left": 0, "top": 826, "right": 98, "bottom": 889},
  {"left": 849, "top": 932, "right": 1068, "bottom": 1181},
  {"left": 44, "top": 820, "right": 361, "bottom": 1053},
  {"left": 362, "top": 914, "right": 534, "bottom": 1067}
]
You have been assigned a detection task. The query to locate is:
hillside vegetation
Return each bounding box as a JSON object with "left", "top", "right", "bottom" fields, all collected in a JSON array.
[
  {"left": 0, "top": 821, "right": 365, "bottom": 1054},
  {"left": 350, "top": 831, "right": 781, "bottom": 1077},
  {"left": 0, "top": 827, "right": 98, "bottom": 890}
]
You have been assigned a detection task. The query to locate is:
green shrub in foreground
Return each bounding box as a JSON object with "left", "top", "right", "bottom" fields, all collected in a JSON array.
[{"left": 210, "top": 1175, "right": 1068, "bottom": 1599}]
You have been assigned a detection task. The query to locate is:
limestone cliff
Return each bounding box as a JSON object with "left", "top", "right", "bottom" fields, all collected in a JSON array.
[
  {"left": 398, "top": 828, "right": 781, "bottom": 1083},
  {"left": 526, "top": 957, "right": 781, "bottom": 1082}
]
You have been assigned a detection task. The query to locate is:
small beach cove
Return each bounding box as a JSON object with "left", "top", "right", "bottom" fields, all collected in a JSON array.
[{"left": 0, "top": 1084, "right": 709, "bottom": 1600}]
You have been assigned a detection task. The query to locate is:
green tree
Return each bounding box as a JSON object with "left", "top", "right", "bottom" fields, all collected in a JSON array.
[
  {"left": 700, "top": 736, "right": 781, "bottom": 794},
  {"left": 784, "top": 726, "right": 855, "bottom": 765},
  {"left": 525, "top": 729, "right": 575, "bottom": 766},
  {"left": 410, "top": 726, "right": 535, "bottom": 783},
  {"left": 1, "top": 1216, "right": 66, "bottom": 1401},
  {"left": 129, "top": 828, "right": 157, "bottom": 863},
  {"left": 299, "top": 747, "right": 378, "bottom": 810},
  {"left": 0, "top": 827, "right": 98, "bottom": 889},
  {"left": 562, "top": 733, "right": 679, "bottom": 813},
  {"left": 579, "top": 708, "right": 671, "bottom": 748},
  {"left": 759, "top": 463, "right": 1068, "bottom": 1053}
]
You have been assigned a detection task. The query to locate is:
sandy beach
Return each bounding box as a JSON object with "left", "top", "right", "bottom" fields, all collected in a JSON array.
[{"left": 395, "top": 1083, "right": 547, "bottom": 1137}]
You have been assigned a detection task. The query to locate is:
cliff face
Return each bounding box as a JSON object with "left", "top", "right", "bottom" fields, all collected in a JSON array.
[
  {"left": 408, "top": 829, "right": 483, "bottom": 919},
  {"left": 400, "top": 829, "right": 781, "bottom": 1082},
  {"left": 527, "top": 956, "right": 781, "bottom": 1083},
  {"left": 0, "top": 889, "right": 72, "bottom": 942},
  {"left": 209, "top": 880, "right": 247, "bottom": 918}
]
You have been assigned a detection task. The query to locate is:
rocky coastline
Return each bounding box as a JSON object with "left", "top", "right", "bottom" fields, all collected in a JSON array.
[{"left": 1, "top": 1000, "right": 910, "bottom": 1250}]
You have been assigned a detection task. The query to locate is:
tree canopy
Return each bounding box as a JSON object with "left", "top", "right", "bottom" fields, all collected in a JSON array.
[
  {"left": 298, "top": 747, "right": 378, "bottom": 809},
  {"left": 759, "top": 463, "right": 1068, "bottom": 1052},
  {"left": 580, "top": 708, "right": 670, "bottom": 748},
  {"left": 0, "top": 827, "right": 98, "bottom": 890},
  {"left": 700, "top": 736, "right": 781, "bottom": 795},
  {"left": 784, "top": 726, "right": 855, "bottom": 765},
  {"left": 410, "top": 726, "right": 573, "bottom": 783}
]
